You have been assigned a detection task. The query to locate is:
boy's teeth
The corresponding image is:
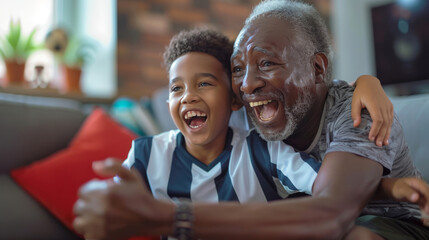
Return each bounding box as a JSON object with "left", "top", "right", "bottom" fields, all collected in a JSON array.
[
  {"left": 250, "top": 100, "right": 272, "bottom": 107},
  {"left": 184, "top": 111, "right": 207, "bottom": 119}
]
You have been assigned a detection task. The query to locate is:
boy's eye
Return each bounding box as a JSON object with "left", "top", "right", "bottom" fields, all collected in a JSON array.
[
  {"left": 199, "top": 82, "right": 212, "bottom": 87},
  {"left": 170, "top": 85, "right": 181, "bottom": 92}
]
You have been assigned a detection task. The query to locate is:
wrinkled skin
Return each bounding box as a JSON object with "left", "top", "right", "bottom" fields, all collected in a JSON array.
[{"left": 231, "top": 17, "right": 327, "bottom": 150}]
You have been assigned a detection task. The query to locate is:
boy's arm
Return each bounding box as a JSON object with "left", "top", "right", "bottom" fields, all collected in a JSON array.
[
  {"left": 375, "top": 177, "right": 429, "bottom": 215},
  {"left": 352, "top": 75, "right": 394, "bottom": 147}
]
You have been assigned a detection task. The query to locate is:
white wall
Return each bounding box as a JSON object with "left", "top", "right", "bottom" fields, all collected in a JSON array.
[
  {"left": 332, "top": 0, "right": 394, "bottom": 83},
  {"left": 55, "top": 0, "right": 117, "bottom": 98}
]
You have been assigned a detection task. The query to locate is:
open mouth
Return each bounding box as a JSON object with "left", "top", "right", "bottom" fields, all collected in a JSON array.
[
  {"left": 184, "top": 110, "right": 207, "bottom": 129},
  {"left": 249, "top": 100, "right": 279, "bottom": 122}
]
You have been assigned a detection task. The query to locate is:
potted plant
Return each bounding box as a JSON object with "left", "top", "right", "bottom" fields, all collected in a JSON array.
[
  {"left": 45, "top": 28, "right": 97, "bottom": 93},
  {"left": 62, "top": 36, "right": 97, "bottom": 92},
  {"left": 0, "top": 19, "right": 40, "bottom": 86}
]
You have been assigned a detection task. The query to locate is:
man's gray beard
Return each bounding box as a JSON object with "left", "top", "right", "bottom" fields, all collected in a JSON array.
[{"left": 251, "top": 90, "right": 314, "bottom": 141}]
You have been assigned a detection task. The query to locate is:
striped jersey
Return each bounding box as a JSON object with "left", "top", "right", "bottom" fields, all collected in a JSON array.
[{"left": 122, "top": 127, "right": 321, "bottom": 203}]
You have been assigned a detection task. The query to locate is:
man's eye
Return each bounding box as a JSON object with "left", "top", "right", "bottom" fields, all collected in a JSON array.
[
  {"left": 262, "top": 61, "right": 274, "bottom": 67},
  {"left": 232, "top": 66, "right": 242, "bottom": 73}
]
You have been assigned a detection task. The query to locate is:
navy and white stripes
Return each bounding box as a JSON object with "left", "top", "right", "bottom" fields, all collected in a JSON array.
[{"left": 122, "top": 127, "right": 320, "bottom": 203}]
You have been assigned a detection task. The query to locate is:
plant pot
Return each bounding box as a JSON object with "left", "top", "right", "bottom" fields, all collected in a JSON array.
[
  {"left": 3, "top": 60, "right": 26, "bottom": 86},
  {"left": 63, "top": 66, "right": 82, "bottom": 93}
]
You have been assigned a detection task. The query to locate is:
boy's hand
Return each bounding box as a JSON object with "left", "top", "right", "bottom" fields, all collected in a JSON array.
[
  {"left": 380, "top": 177, "right": 429, "bottom": 225},
  {"left": 351, "top": 75, "right": 394, "bottom": 147},
  {"left": 73, "top": 158, "right": 173, "bottom": 240}
]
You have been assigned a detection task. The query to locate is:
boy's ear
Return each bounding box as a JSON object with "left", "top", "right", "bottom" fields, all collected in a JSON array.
[{"left": 231, "top": 95, "right": 243, "bottom": 111}]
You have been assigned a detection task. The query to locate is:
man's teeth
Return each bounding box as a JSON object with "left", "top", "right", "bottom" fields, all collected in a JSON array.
[
  {"left": 184, "top": 111, "right": 207, "bottom": 119},
  {"left": 249, "top": 100, "right": 272, "bottom": 107}
]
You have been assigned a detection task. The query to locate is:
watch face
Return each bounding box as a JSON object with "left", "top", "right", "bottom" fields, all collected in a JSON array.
[{"left": 173, "top": 200, "right": 193, "bottom": 240}]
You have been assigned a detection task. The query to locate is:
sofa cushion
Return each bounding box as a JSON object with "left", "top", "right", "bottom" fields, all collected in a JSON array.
[
  {"left": 10, "top": 108, "right": 137, "bottom": 235},
  {"left": 0, "top": 92, "right": 85, "bottom": 173},
  {"left": 391, "top": 93, "right": 429, "bottom": 182},
  {"left": 0, "top": 175, "right": 81, "bottom": 240}
]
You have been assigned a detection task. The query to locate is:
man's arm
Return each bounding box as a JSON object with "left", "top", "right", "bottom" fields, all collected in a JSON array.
[
  {"left": 74, "top": 155, "right": 383, "bottom": 240},
  {"left": 191, "top": 152, "right": 383, "bottom": 240}
]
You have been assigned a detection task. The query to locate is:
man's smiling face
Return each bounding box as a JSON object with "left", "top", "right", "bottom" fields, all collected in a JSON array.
[{"left": 231, "top": 17, "right": 317, "bottom": 141}]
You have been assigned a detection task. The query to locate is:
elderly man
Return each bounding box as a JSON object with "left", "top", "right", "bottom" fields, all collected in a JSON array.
[{"left": 73, "top": 1, "right": 429, "bottom": 239}]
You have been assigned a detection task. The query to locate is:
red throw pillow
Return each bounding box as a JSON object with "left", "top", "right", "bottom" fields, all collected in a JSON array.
[{"left": 11, "top": 108, "right": 156, "bottom": 239}]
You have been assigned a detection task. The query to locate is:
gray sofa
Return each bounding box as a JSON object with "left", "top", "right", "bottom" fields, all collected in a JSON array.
[
  {"left": 0, "top": 92, "right": 87, "bottom": 239},
  {"left": 0, "top": 90, "right": 428, "bottom": 239}
]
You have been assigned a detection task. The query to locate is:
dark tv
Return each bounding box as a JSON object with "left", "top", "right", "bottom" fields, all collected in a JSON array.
[{"left": 371, "top": 0, "right": 429, "bottom": 92}]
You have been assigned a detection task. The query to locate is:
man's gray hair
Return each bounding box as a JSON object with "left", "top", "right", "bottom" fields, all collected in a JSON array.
[{"left": 245, "top": 0, "right": 333, "bottom": 86}]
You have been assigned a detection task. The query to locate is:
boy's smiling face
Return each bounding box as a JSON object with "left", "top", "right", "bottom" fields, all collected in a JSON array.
[{"left": 168, "top": 52, "right": 240, "bottom": 154}]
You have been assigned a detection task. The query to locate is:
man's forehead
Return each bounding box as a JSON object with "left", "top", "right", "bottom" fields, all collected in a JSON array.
[{"left": 233, "top": 18, "right": 294, "bottom": 56}]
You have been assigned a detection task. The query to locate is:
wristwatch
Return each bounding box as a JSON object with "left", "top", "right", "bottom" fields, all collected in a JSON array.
[{"left": 172, "top": 198, "right": 194, "bottom": 240}]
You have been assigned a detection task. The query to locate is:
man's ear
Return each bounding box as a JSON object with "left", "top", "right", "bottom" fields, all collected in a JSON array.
[
  {"left": 231, "top": 94, "right": 243, "bottom": 111},
  {"left": 313, "top": 53, "right": 328, "bottom": 84}
]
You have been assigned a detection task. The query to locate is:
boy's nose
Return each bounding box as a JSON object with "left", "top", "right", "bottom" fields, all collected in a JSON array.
[{"left": 181, "top": 89, "right": 200, "bottom": 104}]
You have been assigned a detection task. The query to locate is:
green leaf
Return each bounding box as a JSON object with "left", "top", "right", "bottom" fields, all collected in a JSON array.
[
  {"left": 23, "top": 27, "right": 37, "bottom": 52},
  {"left": 6, "top": 20, "right": 21, "bottom": 50},
  {"left": 0, "top": 48, "right": 6, "bottom": 59},
  {"left": 0, "top": 18, "right": 41, "bottom": 61},
  {"left": 62, "top": 36, "right": 98, "bottom": 68}
]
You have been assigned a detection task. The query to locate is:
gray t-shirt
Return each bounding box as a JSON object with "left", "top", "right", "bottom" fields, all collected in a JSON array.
[
  {"left": 307, "top": 80, "right": 419, "bottom": 178},
  {"left": 307, "top": 80, "right": 422, "bottom": 222}
]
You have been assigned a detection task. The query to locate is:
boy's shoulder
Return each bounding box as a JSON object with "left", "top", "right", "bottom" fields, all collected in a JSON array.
[
  {"left": 134, "top": 129, "right": 181, "bottom": 145},
  {"left": 229, "top": 127, "right": 263, "bottom": 147}
]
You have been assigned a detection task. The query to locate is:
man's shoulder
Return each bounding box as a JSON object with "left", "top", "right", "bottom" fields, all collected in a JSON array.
[
  {"left": 325, "top": 80, "right": 357, "bottom": 125},
  {"left": 328, "top": 80, "right": 355, "bottom": 107}
]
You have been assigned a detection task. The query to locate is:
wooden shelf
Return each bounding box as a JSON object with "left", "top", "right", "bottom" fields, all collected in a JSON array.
[{"left": 0, "top": 84, "right": 115, "bottom": 105}]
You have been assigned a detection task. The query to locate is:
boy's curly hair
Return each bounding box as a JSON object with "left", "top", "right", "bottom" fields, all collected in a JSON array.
[{"left": 163, "top": 28, "right": 234, "bottom": 78}]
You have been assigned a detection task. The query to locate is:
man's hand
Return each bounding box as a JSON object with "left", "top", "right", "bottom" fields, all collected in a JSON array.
[
  {"left": 351, "top": 75, "right": 394, "bottom": 147},
  {"left": 73, "top": 158, "right": 174, "bottom": 240},
  {"left": 378, "top": 177, "right": 429, "bottom": 226}
]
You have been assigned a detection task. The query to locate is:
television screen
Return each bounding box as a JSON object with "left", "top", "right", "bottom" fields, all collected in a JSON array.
[{"left": 371, "top": 1, "right": 429, "bottom": 86}]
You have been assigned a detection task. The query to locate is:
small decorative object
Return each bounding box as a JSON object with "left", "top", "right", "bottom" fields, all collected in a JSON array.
[
  {"left": 45, "top": 28, "right": 97, "bottom": 93},
  {"left": 0, "top": 19, "right": 40, "bottom": 87},
  {"left": 30, "top": 65, "right": 48, "bottom": 88}
]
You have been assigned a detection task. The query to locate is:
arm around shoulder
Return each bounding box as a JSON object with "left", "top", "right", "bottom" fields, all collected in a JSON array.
[{"left": 352, "top": 75, "right": 393, "bottom": 146}]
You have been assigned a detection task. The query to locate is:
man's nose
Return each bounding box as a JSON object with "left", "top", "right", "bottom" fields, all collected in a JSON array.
[
  {"left": 181, "top": 88, "right": 200, "bottom": 104},
  {"left": 240, "top": 68, "right": 265, "bottom": 94}
]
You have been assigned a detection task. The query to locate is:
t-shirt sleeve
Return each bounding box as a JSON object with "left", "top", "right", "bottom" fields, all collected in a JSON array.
[
  {"left": 115, "top": 138, "right": 152, "bottom": 190},
  {"left": 113, "top": 141, "right": 135, "bottom": 183},
  {"left": 326, "top": 101, "right": 402, "bottom": 175},
  {"left": 121, "top": 140, "right": 136, "bottom": 169}
]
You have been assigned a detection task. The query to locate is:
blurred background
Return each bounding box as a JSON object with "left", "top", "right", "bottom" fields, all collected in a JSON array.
[{"left": 0, "top": 0, "right": 428, "bottom": 100}]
